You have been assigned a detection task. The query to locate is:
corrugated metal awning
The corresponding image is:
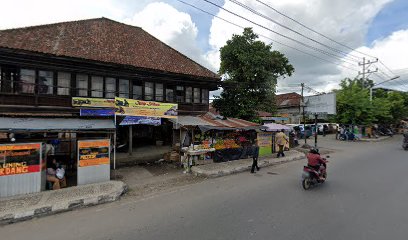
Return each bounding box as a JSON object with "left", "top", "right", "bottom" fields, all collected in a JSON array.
[
  {"left": 0, "top": 117, "right": 115, "bottom": 131},
  {"left": 170, "top": 116, "right": 214, "bottom": 127}
]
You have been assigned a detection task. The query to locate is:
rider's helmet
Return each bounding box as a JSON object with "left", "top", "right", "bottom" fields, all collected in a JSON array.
[{"left": 310, "top": 148, "right": 319, "bottom": 154}]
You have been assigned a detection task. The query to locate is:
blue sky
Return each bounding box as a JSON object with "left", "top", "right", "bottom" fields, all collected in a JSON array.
[{"left": 366, "top": 0, "right": 408, "bottom": 45}]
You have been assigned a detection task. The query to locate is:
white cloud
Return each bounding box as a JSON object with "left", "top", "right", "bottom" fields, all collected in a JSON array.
[
  {"left": 125, "top": 2, "right": 216, "bottom": 72},
  {"left": 0, "top": 0, "right": 126, "bottom": 29}
]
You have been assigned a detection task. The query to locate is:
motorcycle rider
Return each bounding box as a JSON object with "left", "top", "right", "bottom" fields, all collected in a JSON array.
[{"left": 306, "top": 148, "right": 327, "bottom": 180}]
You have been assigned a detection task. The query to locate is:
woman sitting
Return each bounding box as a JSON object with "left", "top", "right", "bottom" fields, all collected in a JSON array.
[{"left": 46, "top": 158, "right": 67, "bottom": 190}]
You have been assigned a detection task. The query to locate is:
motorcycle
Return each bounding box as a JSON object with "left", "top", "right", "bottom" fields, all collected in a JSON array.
[
  {"left": 302, "top": 156, "right": 329, "bottom": 190},
  {"left": 403, "top": 133, "right": 408, "bottom": 150}
]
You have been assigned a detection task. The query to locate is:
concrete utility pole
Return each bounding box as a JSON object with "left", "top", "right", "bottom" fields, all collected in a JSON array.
[
  {"left": 301, "top": 83, "right": 307, "bottom": 145},
  {"left": 358, "top": 57, "right": 378, "bottom": 87}
]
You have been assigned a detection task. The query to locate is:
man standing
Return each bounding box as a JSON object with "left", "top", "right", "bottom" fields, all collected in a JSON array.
[
  {"left": 250, "top": 140, "right": 260, "bottom": 173},
  {"left": 276, "top": 129, "right": 288, "bottom": 158}
]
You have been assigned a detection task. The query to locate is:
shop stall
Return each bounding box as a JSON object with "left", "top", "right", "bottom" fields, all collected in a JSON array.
[
  {"left": 0, "top": 117, "right": 115, "bottom": 197},
  {"left": 172, "top": 113, "right": 264, "bottom": 170},
  {"left": 262, "top": 123, "right": 292, "bottom": 154}
]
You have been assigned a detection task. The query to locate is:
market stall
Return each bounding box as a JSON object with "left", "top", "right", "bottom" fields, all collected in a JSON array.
[{"left": 173, "top": 113, "right": 264, "bottom": 170}]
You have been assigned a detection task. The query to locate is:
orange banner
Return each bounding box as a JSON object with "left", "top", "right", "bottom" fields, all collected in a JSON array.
[
  {"left": 0, "top": 143, "right": 40, "bottom": 151},
  {"left": 78, "top": 139, "right": 110, "bottom": 168}
]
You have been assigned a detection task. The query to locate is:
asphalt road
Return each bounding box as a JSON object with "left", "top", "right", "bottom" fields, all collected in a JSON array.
[{"left": 1, "top": 135, "right": 407, "bottom": 240}]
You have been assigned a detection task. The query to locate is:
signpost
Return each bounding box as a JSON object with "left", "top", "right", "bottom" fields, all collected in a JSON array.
[{"left": 304, "top": 92, "right": 337, "bottom": 148}]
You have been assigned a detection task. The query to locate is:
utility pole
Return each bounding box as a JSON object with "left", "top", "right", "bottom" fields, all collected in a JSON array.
[
  {"left": 301, "top": 83, "right": 307, "bottom": 146},
  {"left": 358, "top": 57, "right": 378, "bottom": 88}
]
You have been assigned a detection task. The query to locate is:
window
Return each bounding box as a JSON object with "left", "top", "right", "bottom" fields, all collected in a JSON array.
[
  {"left": 20, "top": 69, "right": 35, "bottom": 94},
  {"left": 201, "top": 89, "right": 209, "bottom": 104},
  {"left": 57, "top": 72, "right": 71, "bottom": 95},
  {"left": 194, "top": 88, "right": 200, "bottom": 103},
  {"left": 38, "top": 71, "right": 54, "bottom": 94},
  {"left": 176, "top": 86, "right": 184, "bottom": 103},
  {"left": 185, "top": 87, "right": 192, "bottom": 103},
  {"left": 76, "top": 74, "right": 88, "bottom": 97},
  {"left": 166, "top": 88, "right": 174, "bottom": 102},
  {"left": 145, "top": 82, "right": 154, "bottom": 101},
  {"left": 91, "top": 76, "right": 103, "bottom": 98},
  {"left": 133, "top": 84, "right": 142, "bottom": 100},
  {"left": 119, "top": 79, "right": 129, "bottom": 98},
  {"left": 105, "top": 77, "right": 116, "bottom": 98},
  {"left": 155, "top": 83, "right": 163, "bottom": 102}
]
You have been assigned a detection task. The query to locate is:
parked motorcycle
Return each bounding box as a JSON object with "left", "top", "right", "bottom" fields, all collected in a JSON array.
[
  {"left": 403, "top": 133, "right": 408, "bottom": 150},
  {"left": 302, "top": 156, "right": 329, "bottom": 190}
]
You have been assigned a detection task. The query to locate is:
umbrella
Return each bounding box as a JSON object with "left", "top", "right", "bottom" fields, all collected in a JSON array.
[{"left": 263, "top": 123, "right": 292, "bottom": 132}]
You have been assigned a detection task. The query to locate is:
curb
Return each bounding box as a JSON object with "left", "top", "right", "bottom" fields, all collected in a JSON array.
[
  {"left": 0, "top": 181, "right": 127, "bottom": 225},
  {"left": 192, "top": 151, "right": 306, "bottom": 178},
  {"left": 359, "top": 136, "right": 391, "bottom": 142}
]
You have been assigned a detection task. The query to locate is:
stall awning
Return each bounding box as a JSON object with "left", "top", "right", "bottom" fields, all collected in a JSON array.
[
  {"left": 263, "top": 123, "right": 292, "bottom": 132},
  {"left": 0, "top": 117, "right": 115, "bottom": 132},
  {"left": 171, "top": 113, "right": 265, "bottom": 132}
]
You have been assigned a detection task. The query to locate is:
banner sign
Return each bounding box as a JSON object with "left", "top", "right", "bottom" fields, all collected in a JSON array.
[
  {"left": 115, "top": 97, "right": 177, "bottom": 118},
  {"left": 119, "top": 116, "right": 161, "bottom": 126},
  {"left": 78, "top": 139, "right": 110, "bottom": 167},
  {"left": 80, "top": 109, "right": 115, "bottom": 117},
  {"left": 72, "top": 97, "right": 115, "bottom": 108},
  {"left": 0, "top": 143, "right": 41, "bottom": 176},
  {"left": 257, "top": 132, "right": 272, "bottom": 157}
]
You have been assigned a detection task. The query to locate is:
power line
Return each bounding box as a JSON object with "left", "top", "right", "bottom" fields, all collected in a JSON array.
[
  {"left": 378, "top": 60, "right": 396, "bottom": 76},
  {"left": 175, "top": 0, "right": 360, "bottom": 73},
  {"left": 226, "top": 0, "right": 361, "bottom": 62},
  {"left": 200, "top": 0, "right": 360, "bottom": 64},
  {"left": 253, "top": 0, "right": 376, "bottom": 60}
]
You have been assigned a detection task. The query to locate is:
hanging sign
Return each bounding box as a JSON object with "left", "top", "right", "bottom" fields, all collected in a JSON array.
[
  {"left": 77, "top": 139, "right": 110, "bottom": 167},
  {"left": 80, "top": 109, "right": 115, "bottom": 117},
  {"left": 119, "top": 116, "right": 161, "bottom": 126},
  {"left": 0, "top": 143, "right": 41, "bottom": 176},
  {"left": 115, "top": 97, "right": 177, "bottom": 118},
  {"left": 72, "top": 97, "right": 115, "bottom": 108}
]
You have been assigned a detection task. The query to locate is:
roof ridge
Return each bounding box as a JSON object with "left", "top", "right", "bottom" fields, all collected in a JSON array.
[{"left": 0, "top": 17, "right": 134, "bottom": 32}]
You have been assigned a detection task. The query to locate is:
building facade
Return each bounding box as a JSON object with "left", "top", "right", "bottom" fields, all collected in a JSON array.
[{"left": 275, "top": 92, "right": 302, "bottom": 124}]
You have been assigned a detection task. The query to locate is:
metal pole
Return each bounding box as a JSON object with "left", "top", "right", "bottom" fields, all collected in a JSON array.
[
  {"left": 314, "top": 114, "right": 318, "bottom": 148},
  {"left": 128, "top": 125, "right": 133, "bottom": 156},
  {"left": 113, "top": 113, "right": 117, "bottom": 170}
]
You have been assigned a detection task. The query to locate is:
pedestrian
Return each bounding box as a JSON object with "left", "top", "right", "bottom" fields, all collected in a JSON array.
[
  {"left": 323, "top": 124, "right": 328, "bottom": 137},
  {"left": 335, "top": 125, "right": 340, "bottom": 140},
  {"left": 276, "top": 129, "right": 288, "bottom": 158},
  {"left": 353, "top": 125, "right": 360, "bottom": 140},
  {"left": 251, "top": 140, "right": 260, "bottom": 173}
]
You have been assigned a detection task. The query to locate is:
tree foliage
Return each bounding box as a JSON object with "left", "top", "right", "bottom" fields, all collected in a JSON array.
[
  {"left": 336, "top": 78, "right": 408, "bottom": 125},
  {"left": 212, "top": 28, "right": 294, "bottom": 121}
]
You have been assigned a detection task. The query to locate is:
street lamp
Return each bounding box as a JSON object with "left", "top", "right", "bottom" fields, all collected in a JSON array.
[{"left": 370, "top": 76, "right": 400, "bottom": 101}]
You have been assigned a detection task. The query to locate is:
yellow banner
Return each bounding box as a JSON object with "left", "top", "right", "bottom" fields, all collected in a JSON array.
[
  {"left": 72, "top": 97, "right": 115, "bottom": 108},
  {"left": 115, "top": 97, "right": 178, "bottom": 118}
]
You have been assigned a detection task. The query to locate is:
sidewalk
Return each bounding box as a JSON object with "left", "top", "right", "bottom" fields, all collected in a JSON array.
[
  {"left": 0, "top": 181, "right": 126, "bottom": 225},
  {"left": 359, "top": 136, "right": 390, "bottom": 142},
  {"left": 191, "top": 150, "right": 305, "bottom": 178}
]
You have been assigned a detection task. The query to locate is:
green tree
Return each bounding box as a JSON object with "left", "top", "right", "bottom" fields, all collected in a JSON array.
[
  {"left": 336, "top": 78, "right": 374, "bottom": 125},
  {"left": 212, "top": 28, "right": 294, "bottom": 121}
]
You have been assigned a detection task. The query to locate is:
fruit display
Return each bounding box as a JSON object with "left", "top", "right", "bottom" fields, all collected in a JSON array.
[{"left": 214, "top": 139, "right": 240, "bottom": 150}]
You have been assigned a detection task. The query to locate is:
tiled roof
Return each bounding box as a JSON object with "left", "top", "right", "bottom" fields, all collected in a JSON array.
[
  {"left": 0, "top": 18, "right": 219, "bottom": 80},
  {"left": 276, "top": 92, "right": 301, "bottom": 107}
]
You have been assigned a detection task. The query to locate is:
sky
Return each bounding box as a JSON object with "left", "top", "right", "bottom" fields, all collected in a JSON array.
[{"left": 1, "top": 0, "right": 408, "bottom": 96}]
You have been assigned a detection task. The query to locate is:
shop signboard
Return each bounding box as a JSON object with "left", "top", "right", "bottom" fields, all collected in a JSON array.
[
  {"left": 80, "top": 109, "right": 115, "bottom": 117},
  {"left": 77, "top": 139, "right": 110, "bottom": 185},
  {"left": 0, "top": 143, "right": 42, "bottom": 197},
  {"left": 304, "top": 92, "right": 336, "bottom": 115},
  {"left": 115, "top": 97, "right": 178, "bottom": 119},
  {"left": 119, "top": 116, "right": 161, "bottom": 126},
  {"left": 0, "top": 143, "right": 41, "bottom": 176},
  {"left": 72, "top": 97, "right": 115, "bottom": 108},
  {"left": 257, "top": 132, "right": 272, "bottom": 157}
]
